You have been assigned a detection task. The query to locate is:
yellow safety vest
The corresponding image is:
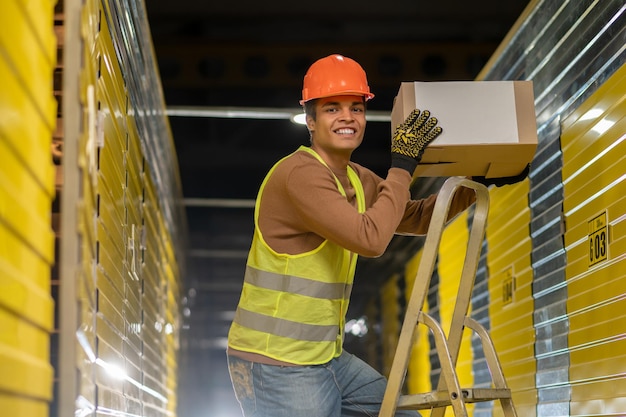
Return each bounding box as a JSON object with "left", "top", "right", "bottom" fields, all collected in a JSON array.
[{"left": 228, "top": 146, "right": 366, "bottom": 365}]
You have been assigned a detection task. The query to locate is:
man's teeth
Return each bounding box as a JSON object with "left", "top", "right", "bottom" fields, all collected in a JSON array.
[{"left": 336, "top": 128, "right": 355, "bottom": 134}]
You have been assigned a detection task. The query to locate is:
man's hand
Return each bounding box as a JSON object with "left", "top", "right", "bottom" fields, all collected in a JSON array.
[{"left": 391, "top": 109, "right": 442, "bottom": 174}]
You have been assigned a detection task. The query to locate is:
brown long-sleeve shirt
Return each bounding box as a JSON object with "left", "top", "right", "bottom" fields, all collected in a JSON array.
[
  {"left": 258, "top": 149, "right": 476, "bottom": 256},
  {"left": 228, "top": 148, "right": 476, "bottom": 364}
]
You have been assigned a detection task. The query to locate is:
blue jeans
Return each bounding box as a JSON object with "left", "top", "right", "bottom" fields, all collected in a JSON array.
[{"left": 227, "top": 351, "right": 420, "bottom": 417}]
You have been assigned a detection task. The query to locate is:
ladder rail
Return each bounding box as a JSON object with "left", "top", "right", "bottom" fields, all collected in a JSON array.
[
  {"left": 379, "top": 177, "right": 496, "bottom": 417},
  {"left": 419, "top": 311, "right": 468, "bottom": 416},
  {"left": 379, "top": 177, "right": 489, "bottom": 416},
  {"left": 464, "top": 317, "right": 518, "bottom": 417},
  {"left": 430, "top": 179, "right": 490, "bottom": 417}
]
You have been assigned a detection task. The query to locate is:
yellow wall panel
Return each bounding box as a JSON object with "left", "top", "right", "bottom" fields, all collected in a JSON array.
[
  {"left": 97, "top": 28, "right": 129, "bottom": 112},
  {"left": 0, "top": 3, "right": 56, "bottom": 415},
  {"left": 380, "top": 275, "right": 401, "bottom": 377},
  {"left": 96, "top": 285, "right": 125, "bottom": 343},
  {"left": 94, "top": 368, "right": 125, "bottom": 409},
  {"left": 16, "top": 0, "right": 56, "bottom": 62},
  {"left": 96, "top": 107, "right": 127, "bottom": 174},
  {"left": 0, "top": 75, "right": 55, "bottom": 198},
  {"left": 0, "top": 308, "right": 50, "bottom": 367},
  {"left": 609, "top": 213, "right": 626, "bottom": 257},
  {"left": 0, "top": 393, "right": 48, "bottom": 416},
  {"left": 80, "top": 0, "right": 99, "bottom": 49},
  {"left": 126, "top": 176, "right": 144, "bottom": 228},
  {"left": 0, "top": 29, "right": 56, "bottom": 197},
  {"left": 97, "top": 147, "right": 125, "bottom": 204},
  {"left": 98, "top": 132, "right": 127, "bottom": 197},
  {"left": 97, "top": 214, "right": 127, "bottom": 280},
  {"left": 0, "top": 218, "right": 53, "bottom": 292},
  {"left": 0, "top": 0, "right": 55, "bottom": 114},
  {"left": 59, "top": 0, "right": 182, "bottom": 414},
  {"left": 0, "top": 178, "right": 54, "bottom": 264},
  {"left": 97, "top": 232, "right": 125, "bottom": 289},
  {"left": 97, "top": 175, "right": 126, "bottom": 247},
  {"left": 563, "top": 126, "right": 625, "bottom": 220},
  {"left": 126, "top": 126, "right": 145, "bottom": 219},
  {"left": 0, "top": 342, "right": 53, "bottom": 400},
  {"left": 562, "top": 63, "right": 626, "bottom": 417},
  {"left": 96, "top": 82, "right": 126, "bottom": 141},
  {"left": 486, "top": 179, "right": 537, "bottom": 417},
  {"left": 403, "top": 250, "right": 435, "bottom": 415},
  {"left": 78, "top": 249, "right": 97, "bottom": 309},
  {"left": 437, "top": 210, "right": 475, "bottom": 416},
  {"left": 0, "top": 264, "right": 53, "bottom": 333},
  {"left": 569, "top": 338, "right": 626, "bottom": 414}
]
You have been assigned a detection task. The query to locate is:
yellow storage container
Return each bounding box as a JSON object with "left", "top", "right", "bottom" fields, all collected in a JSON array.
[
  {"left": 561, "top": 63, "right": 626, "bottom": 416},
  {"left": 403, "top": 250, "right": 436, "bottom": 413},
  {"left": 0, "top": 2, "right": 57, "bottom": 417},
  {"left": 437, "top": 210, "right": 475, "bottom": 416},
  {"left": 380, "top": 275, "right": 402, "bottom": 377},
  {"left": 486, "top": 180, "right": 537, "bottom": 417}
]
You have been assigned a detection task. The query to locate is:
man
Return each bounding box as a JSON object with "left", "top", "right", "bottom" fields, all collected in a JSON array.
[{"left": 226, "top": 54, "right": 521, "bottom": 417}]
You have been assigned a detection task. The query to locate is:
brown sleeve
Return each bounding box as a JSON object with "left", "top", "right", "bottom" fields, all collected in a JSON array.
[
  {"left": 395, "top": 186, "right": 477, "bottom": 235},
  {"left": 259, "top": 152, "right": 413, "bottom": 258},
  {"left": 356, "top": 167, "right": 477, "bottom": 236}
]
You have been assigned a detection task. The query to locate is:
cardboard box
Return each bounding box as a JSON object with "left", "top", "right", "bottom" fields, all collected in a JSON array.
[{"left": 391, "top": 81, "right": 537, "bottom": 178}]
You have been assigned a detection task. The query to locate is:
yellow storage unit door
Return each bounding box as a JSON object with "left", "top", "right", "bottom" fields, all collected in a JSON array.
[
  {"left": 0, "top": 0, "right": 57, "bottom": 185},
  {"left": 69, "top": 0, "right": 181, "bottom": 414},
  {"left": 380, "top": 275, "right": 402, "bottom": 378},
  {"left": 436, "top": 210, "right": 474, "bottom": 416},
  {"left": 561, "top": 63, "right": 626, "bottom": 417},
  {"left": 485, "top": 180, "right": 537, "bottom": 417},
  {"left": 404, "top": 250, "right": 433, "bottom": 400},
  {"left": 0, "top": 0, "right": 57, "bottom": 416}
]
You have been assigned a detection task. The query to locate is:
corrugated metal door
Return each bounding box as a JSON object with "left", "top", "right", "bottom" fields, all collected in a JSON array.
[
  {"left": 0, "top": 0, "right": 57, "bottom": 415},
  {"left": 561, "top": 63, "right": 626, "bottom": 417}
]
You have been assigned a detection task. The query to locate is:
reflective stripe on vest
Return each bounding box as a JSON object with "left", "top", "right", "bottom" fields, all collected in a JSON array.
[
  {"left": 245, "top": 265, "right": 353, "bottom": 300},
  {"left": 234, "top": 308, "right": 339, "bottom": 342}
]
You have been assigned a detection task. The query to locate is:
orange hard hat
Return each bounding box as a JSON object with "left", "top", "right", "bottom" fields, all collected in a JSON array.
[{"left": 300, "top": 54, "right": 375, "bottom": 105}]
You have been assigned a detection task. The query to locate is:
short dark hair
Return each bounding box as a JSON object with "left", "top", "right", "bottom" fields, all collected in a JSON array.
[{"left": 303, "top": 99, "right": 318, "bottom": 121}]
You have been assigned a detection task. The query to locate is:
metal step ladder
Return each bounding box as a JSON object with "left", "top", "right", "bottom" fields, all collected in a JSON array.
[{"left": 379, "top": 177, "right": 518, "bottom": 417}]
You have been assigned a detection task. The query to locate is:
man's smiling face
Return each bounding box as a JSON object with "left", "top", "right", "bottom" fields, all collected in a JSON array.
[{"left": 307, "top": 95, "right": 367, "bottom": 157}]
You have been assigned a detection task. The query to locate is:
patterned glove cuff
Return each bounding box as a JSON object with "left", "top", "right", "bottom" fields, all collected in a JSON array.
[{"left": 391, "top": 153, "right": 419, "bottom": 175}]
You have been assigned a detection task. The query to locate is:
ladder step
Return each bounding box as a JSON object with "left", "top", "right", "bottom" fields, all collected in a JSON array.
[{"left": 397, "top": 388, "right": 512, "bottom": 410}]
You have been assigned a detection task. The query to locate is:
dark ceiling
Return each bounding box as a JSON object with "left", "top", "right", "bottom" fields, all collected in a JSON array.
[{"left": 145, "top": 1, "right": 530, "bottom": 415}]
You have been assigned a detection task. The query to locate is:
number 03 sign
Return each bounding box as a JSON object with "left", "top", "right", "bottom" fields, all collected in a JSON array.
[{"left": 588, "top": 211, "right": 608, "bottom": 267}]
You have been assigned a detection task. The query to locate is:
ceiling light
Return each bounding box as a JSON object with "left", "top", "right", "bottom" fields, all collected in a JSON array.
[
  {"left": 166, "top": 106, "right": 391, "bottom": 123},
  {"left": 291, "top": 113, "right": 307, "bottom": 125}
]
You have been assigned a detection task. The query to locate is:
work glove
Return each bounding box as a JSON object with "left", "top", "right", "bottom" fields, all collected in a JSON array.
[
  {"left": 473, "top": 164, "right": 530, "bottom": 188},
  {"left": 391, "top": 108, "right": 443, "bottom": 174}
]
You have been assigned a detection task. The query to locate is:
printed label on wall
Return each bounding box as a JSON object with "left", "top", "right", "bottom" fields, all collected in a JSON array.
[
  {"left": 588, "top": 210, "right": 608, "bottom": 267},
  {"left": 502, "top": 267, "right": 515, "bottom": 305}
]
